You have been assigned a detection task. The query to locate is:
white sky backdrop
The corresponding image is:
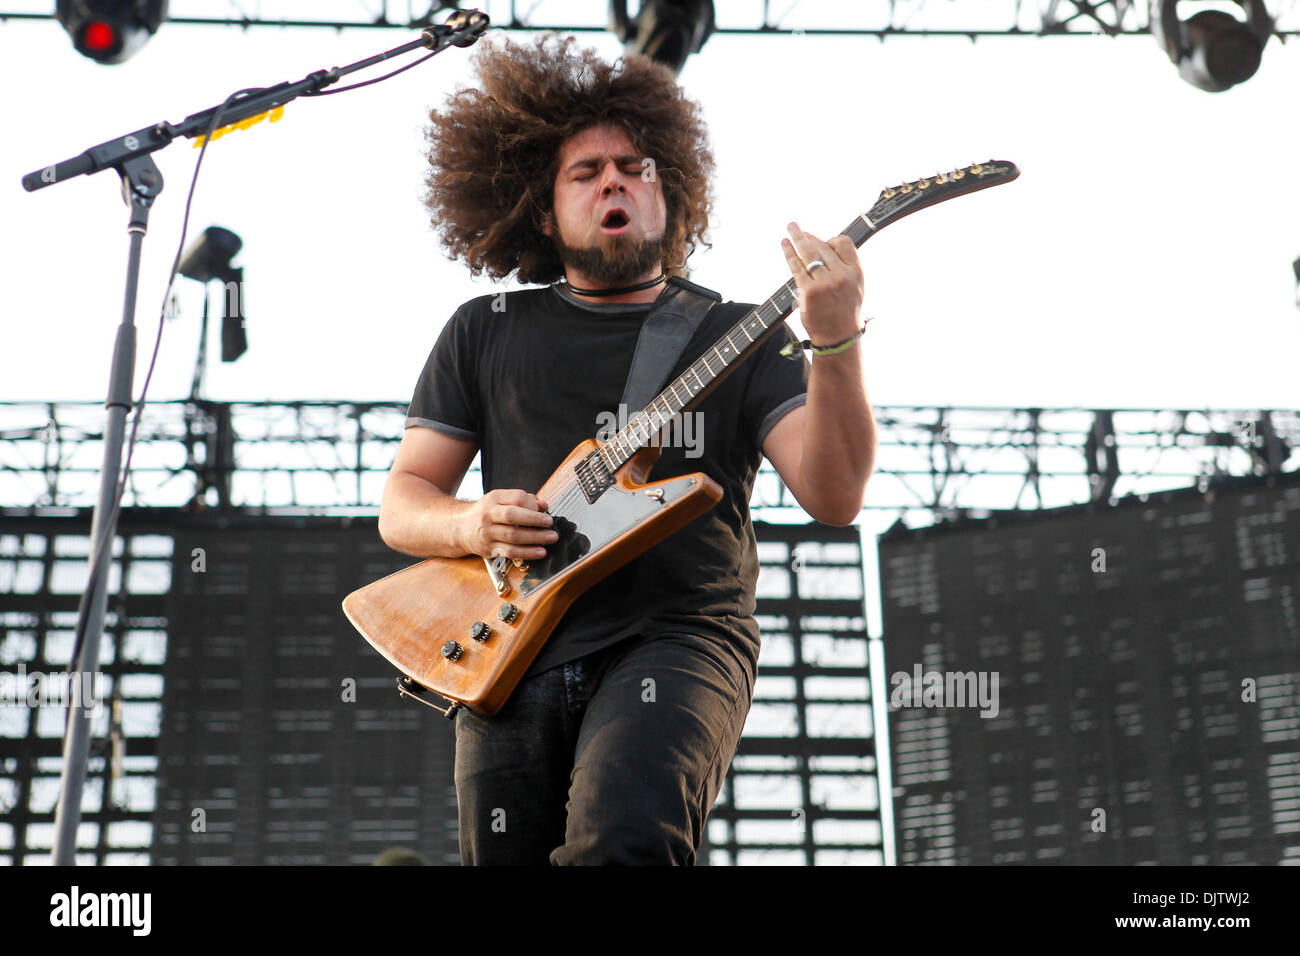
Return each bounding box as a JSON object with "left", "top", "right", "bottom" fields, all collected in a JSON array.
[{"left": 3, "top": 12, "right": 1300, "bottom": 411}]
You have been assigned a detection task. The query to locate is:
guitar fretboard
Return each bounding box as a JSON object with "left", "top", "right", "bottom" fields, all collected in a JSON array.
[{"left": 592, "top": 214, "right": 877, "bottom": 473}]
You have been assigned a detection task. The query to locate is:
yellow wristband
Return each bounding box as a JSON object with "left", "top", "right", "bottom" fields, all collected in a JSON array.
[
  {"left": 811, "top": 326, "right": 866, "bottom": 356},
  {"left": 780, "top": 320, "right": 869, "bottom": 359}
]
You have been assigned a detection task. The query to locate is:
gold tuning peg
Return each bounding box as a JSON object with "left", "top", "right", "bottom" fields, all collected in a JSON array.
[
  {"left": 952, "top": 169, "right": 965, "bottom": 180},
  {"left": 970, "top": 163, "right": 983, "bottom": 174},
  {"left": 883, "top": 187, "right": 896, "bottom": 198}
]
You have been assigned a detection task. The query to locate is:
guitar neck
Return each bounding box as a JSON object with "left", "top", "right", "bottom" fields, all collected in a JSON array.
[
  {"left": 594, "top": 160, "right": 1020, "bottom": 472},
  {"left": 599, "top": 215, "right": 876, "bottom": 472}
]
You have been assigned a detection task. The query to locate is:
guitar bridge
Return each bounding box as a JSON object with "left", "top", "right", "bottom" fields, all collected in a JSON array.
[{"left": 485, "top": 556, "right": 511, "bottom": 595}]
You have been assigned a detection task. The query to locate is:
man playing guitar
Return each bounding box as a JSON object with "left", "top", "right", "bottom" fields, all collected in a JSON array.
[{"left": 377, "top": 33, "right": 875, "bottom": 865}]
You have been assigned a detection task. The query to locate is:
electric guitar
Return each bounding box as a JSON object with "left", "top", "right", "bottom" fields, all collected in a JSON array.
[{"left": 343, "top": 160, "right": 1020, "bottom": 716}]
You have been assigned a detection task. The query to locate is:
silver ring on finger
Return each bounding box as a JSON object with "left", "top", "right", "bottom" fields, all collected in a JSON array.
[{"left": 806, "top": 259, "right": 827, "bottom": 273}]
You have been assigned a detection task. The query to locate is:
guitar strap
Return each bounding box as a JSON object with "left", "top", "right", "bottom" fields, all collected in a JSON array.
[{"left": 618, "top": 275, "right": 723, "bottom": 415}]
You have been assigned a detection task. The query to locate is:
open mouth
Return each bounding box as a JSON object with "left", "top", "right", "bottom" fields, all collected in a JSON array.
[{"left": 600, "top": 209, "right": 631, "bottom": 234}]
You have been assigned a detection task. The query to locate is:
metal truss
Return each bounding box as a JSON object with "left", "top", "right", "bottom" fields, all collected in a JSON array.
[
  {"left": 2, "top": 401, "right": 1296, "bottom": 527},
  {"left": 0, "top": 516, "right": 167, "bottom": 866},
  {"left": 3, "top": 1, "right": 1300, "bottom": 38},
  {"left": 0, "top": 509, "right": 877, "bottom": 866}
]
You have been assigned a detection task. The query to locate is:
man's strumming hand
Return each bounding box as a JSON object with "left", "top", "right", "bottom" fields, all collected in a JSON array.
[{"left": 458, "top": 489, "right": 556, "bottom": 562}]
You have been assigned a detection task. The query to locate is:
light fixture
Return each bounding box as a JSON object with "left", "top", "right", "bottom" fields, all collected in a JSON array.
[
  {"left": 1150, "top": 1, "right": 1273, "bottom": 92},
  {"left": 55, "top": 0, "right": 169, "bottom": 65},
  {"left": 609, "top": 0, "right": 715, "bottom": 75},
  {"left": 179, "top": 226, "right": 247, "bottom": 365}
]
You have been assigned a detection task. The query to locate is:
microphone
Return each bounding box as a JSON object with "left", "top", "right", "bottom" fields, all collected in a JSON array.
[{"left": 422, "top": 9, "right": 490, "bottom": 50}]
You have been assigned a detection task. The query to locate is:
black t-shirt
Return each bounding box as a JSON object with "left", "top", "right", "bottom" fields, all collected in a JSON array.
[{"left": 405, "top": 283, "right": 809, "bottom": 682}]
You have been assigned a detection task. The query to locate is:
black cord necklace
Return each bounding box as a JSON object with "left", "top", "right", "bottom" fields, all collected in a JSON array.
[{"left": 561, "top": 273, "right": 666, "bottom": 297}]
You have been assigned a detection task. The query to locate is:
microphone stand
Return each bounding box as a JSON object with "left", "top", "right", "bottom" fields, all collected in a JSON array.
[{"left": 20, "top": 8, "right": 489, "bottom": 867}]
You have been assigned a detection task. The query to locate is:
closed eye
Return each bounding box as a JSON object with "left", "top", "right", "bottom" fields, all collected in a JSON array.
[{"left": 573, "top": 167, "right": 641, "bottom": 182}]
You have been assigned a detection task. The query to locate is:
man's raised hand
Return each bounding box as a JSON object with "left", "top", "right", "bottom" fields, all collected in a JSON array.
[{"left": 780, "top": 220, "right": 865, "bottom": 346}]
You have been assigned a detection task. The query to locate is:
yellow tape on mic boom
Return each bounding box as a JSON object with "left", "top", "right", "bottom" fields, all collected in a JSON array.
[{"left": 193, "top": 105, "right": 285, "bottom": 147}]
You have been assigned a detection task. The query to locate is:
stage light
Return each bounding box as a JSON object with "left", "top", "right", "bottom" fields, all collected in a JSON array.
[
  {"left": 179, "top": 227, "right": 247, "bottom": 364},
  {"left": 179, "top": 226, "right": 241, "bottom": 285},
  {"left": 55, "top": 0, "right": 169, "bottom": 65},
  {"left": 1150, "top": 1, "right": 1273, "bottom": 92},
  {"left": 609, "top": 0, "right": 714, "bottom": 74}
]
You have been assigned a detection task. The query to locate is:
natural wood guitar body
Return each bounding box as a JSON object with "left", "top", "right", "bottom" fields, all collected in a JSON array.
[{"left": 342, "top": 440, "right": 722, "bottom": 715}]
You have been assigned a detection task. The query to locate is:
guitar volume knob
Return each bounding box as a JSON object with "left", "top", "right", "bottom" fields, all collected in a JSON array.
[
  {"left": 498, "top": 603, "right": 520, "bottom": 624},
  {"left": 469, "top": 621, "right": 490, "bottom": 642},
  {"left": 441, "top": 640, "right": 463, "bottom": 661}
]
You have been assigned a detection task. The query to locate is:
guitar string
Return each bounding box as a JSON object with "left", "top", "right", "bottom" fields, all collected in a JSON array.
[
  {"left": 523, "top": 287, "right": 801, "bottom": 525},
  {"left": 495, "top": 172, "right": 1004, "bottom": 550},
  {"left": 520, "top": 216, "right": 876, "bottom": 525}
]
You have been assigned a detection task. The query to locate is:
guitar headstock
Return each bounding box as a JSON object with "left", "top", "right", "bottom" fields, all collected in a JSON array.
[{"left": 864, "top": 160, "right": 1019, "bottom": 231}]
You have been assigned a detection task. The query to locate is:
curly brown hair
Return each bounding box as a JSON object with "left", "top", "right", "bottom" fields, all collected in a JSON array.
[{"left": 421, "top": 33, "right": 715, "bottom": 284}]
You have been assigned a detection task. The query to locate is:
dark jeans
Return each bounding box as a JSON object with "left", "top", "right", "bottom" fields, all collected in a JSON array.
[{"left": 452, "top": 630, "right": 755, "bottom": 865}]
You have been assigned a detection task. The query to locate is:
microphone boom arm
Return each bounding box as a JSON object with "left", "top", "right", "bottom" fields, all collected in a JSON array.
[{"left": 21, "top": 8, "right": 490, "bottom": 192}]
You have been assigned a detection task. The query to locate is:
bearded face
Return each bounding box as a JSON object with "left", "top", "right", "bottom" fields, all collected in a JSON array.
[{"left": 544, "top": 123, "right": 669, "bottom": 287}]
